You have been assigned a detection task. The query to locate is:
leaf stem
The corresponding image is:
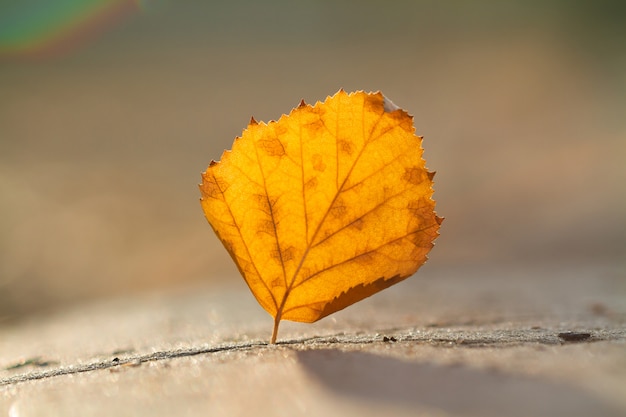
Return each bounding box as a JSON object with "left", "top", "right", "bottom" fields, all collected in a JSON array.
[{"left": 271, "top": 315, "right": 281, "bottom": 344}]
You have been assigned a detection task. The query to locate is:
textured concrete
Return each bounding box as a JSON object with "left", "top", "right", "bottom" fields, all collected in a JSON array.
[{"left": 1, "top": 262, "right": 624, "bottom": 417}]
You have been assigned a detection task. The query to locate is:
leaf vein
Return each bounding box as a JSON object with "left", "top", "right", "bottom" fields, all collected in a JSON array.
[
  {"left": 282, "top": 97, "right": 398, "bottom": 300},
  {"left": 312, "top": 186, "right": 416, "bottom": 249},
  {"left": 211, "top": 173, "right": 278, "bottom": 311},
  {"left": 294, "top": 225, "right": 435, "bottom": 290},
  {"left": 253, "top": 140, "right": 289, "bottom": 291}
]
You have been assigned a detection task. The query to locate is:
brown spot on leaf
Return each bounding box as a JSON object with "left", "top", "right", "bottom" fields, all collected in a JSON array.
[
  {"left": 199, "top": 173, "right": 230, "bottom": 200},
  {"left": 257, "top": 220, "right": 275, "bottom": 236},
  {"left": 363, "top": 92, "right": 384, "bottom": 114},
  {"left": 270, "top": 250, "right": 281, "bottom": 262},
  {"left": 270, "top": 276, "right": 283, "bottom": 289},
  {"left": 281, "top": 246, "right": 295, "bottom": 262},
  {"left": 339, "top": 140, "right": 354, "bottom": 155},
  {"left": 407, "top": 199, "right": 423, "bottom": 211},
  {"left": 312, "top": 154, "right": 326, "bottom": 172},
  {"left": 305, "top": 177, "right": 318, "bottom": 190},
  {"left": 259, "top": 138, "right": 285, "bottom": 157},
  {"left": 351, "top": 218, "right": 364, "bottom": 230},
  {"left": 306, "top": 118, "right": 325, "bottom": 135},
  {"left": 253, "top": 193, "right": 270, "bottom": 211},
  {"left": 403, "top": 167, "right": 424, "bottom": 185},
  {"left": 330, "top": 198, "right": 347, "bottom": 218},
  {"left": 407, "top": 199, "right": 429, "bottom": 217},
  {"left": 274, "top": 123, "right": 289, "bottom": 137}
]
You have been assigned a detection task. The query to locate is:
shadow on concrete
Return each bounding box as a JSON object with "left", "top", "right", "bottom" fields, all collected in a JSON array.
[{"left": 296, "top": 349, "right": 622, "bottom": 417}]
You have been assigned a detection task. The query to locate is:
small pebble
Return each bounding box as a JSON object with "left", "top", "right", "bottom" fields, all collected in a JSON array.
[{"left": 558, "top": 331, "right": 591, "bottom": 342}]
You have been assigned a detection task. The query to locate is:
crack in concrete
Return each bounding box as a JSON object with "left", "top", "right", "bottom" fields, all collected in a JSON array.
[{"left": 1, "top": 326, "right": 623, "bottom": 387}]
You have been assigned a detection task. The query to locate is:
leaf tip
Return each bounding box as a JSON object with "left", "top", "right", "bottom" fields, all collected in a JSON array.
[
  {"left": 382, "top": 95, "right": 400, "bottom": 113},
  {"left": 298, "top": 99, "right": 307, "bottom": 108},
  {"left": 435, "top": 215, "right": 445, "bottom": 225},
  {"left": 427, "top": 171, "right": 436, "bottom": 180},
  {"left": 249, "top": 116, "right": 258, "bottom": 126}
]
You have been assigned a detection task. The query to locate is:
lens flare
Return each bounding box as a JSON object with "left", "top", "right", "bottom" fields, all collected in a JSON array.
[{"left": 0, "top": 0, "right": 144, "bottom": 60}]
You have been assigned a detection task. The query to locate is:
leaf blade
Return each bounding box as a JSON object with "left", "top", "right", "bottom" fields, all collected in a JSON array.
[{"left": 200, "top": 90, "right": 441, "bottom": 340}]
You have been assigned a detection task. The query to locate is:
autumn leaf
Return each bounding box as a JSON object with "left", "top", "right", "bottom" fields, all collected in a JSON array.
[{"left": 200, "top": 90, "right": 442, "bottom": 343}]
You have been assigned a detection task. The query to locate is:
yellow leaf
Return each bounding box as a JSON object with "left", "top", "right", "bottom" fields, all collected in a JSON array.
[{"left": 200, "top": 90, "right": 442, "bottom": 343}]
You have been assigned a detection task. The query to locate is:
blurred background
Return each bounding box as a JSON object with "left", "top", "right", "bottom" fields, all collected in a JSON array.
[{"left": 1, "top": 0, "right": 624, "bottom": 323}]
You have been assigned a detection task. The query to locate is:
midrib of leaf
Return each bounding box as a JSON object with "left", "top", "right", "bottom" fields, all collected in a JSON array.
[{"left": 275, "top": 105, "right": 388, "bottom": 321}]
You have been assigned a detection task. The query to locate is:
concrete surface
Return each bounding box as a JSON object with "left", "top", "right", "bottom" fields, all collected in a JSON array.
[{"left": 1, "top": 262, "right": 624, "bottom": 417}]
